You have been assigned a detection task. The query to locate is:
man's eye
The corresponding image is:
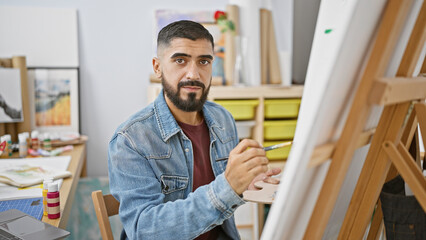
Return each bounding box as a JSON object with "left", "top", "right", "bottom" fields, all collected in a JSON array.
[
  {"left": 200, "top": 60, "right": 210, "bottom": 65},
  {"left": 175, "top": 59, "right": 185, "bottom": 64}
]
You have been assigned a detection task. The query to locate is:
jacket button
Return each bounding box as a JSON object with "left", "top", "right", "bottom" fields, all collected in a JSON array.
[{"left": 185, "top": 148, "right": 189, "bottom": 152}]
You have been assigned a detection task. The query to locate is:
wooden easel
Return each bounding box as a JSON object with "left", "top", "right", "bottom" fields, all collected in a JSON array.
[
  {"left": 0, "top": 56, "right": 31, "bottom": 142},
  {"left": 304, "top": 0, "right": 426, "bottom": 239},
  {"left": 242, "top": 1, "right": 424, "bottom": 238}
]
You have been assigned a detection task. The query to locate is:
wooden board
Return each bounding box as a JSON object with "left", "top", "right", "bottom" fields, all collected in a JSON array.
[
  {"left": 243, "top": 181, "right": 279, "bottom": 204},
  {"left": 267, "top": 10, "right": 282, "bottom": 85},
  {"left": 260, "top": 9, "right": 269, "bottom": 85},
  {"left": 224, "top": 4, "right": 239, "bottom": 86}
]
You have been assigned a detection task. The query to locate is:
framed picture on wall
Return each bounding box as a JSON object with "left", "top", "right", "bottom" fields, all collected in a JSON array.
[
  {"left": 0, "top": 68, "right": 23, "bottom": 123},
  {"left": 27, "top": 69, "right": 79, "bottom": 133}
]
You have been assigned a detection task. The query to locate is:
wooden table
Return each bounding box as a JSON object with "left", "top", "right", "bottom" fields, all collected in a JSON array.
[{"left": 42, "top": 143, "right": 87, "bottom": 229}]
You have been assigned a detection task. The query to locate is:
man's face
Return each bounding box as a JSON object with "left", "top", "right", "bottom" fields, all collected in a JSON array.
[{"left": 153, "top": 38, "right": 213, "bottom": 112}]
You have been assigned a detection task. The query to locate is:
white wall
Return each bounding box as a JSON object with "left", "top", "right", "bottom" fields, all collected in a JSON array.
[
  {"left": 0, "top": 0, "right": 294, "bottom": 176},
  {"left": 293, "top": 0, "right": 321, "bottom": 84}
]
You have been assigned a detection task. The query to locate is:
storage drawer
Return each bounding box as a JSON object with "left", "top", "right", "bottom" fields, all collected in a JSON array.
[
  {"left": 264, "top": 120, "right": 297, "bottom": 140},
  {"left": 264, "top": 141, "right": 292, "bottom": 160},
  {"left": 214, "top": 100, "right": 259, "bottom": 120},
  {"left": 264, "top": 99, "right": 301, "bottom": 119}
]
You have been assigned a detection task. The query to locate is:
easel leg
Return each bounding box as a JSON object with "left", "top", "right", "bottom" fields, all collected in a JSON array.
[
  {"left": 366, "top": 160, "right": 401, "bottom": 240},
  {"left": 382, "top": 141, "right": 426, "bottom": 210},
  {"left": 347, "top": 102, "right": 421, "bottom": 239},
  {"left": 366, "top": 200, "right": 384, "bottom": 240},
  {"left": 401, "top": 103, "right": 418, "bottom": 146},
  {"left": 339, "top": 102, "right": 410, "bottom": 240},
  {"left": 414, "top": 103, "right": 426, "bottom": 154}
]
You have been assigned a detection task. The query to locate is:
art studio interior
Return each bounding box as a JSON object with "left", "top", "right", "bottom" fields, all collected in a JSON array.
[{"left": 0, "top": 0, "right": 425, "bottom": 239}]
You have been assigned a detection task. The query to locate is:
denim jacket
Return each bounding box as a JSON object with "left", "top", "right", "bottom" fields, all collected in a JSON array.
[{"left": 108, "top": 91, "right": 245, "bottom": 240}]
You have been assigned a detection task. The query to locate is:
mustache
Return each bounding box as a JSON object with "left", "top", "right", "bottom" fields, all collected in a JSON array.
[{"left": 178, "top": 80, "right": 205, "bottom": 89}]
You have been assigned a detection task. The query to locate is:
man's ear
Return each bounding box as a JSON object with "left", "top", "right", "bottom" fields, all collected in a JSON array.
[{"left": 152, "top": 57, "right": 162, "bottom": 79}]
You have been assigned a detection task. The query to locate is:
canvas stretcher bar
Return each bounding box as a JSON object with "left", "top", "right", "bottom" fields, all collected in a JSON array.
[{"left": 308, "top": 128, "right": 375, "bottom": 168}]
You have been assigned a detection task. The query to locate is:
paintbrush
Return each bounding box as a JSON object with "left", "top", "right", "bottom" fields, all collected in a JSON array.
[{"left": 216, "top": 141, "right": 292, "bottom": 161}]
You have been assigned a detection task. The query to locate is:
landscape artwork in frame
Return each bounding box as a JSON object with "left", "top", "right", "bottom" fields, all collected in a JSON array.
[
  {"left": 27, "top": 69, "right": 79, "bottom": 133},
  {"left": 0, "top": 68, "right": 23, "bottom": 123}
]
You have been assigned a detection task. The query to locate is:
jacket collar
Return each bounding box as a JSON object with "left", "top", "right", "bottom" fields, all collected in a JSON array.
[{"left": 153, "top": 90, "right": 225, "bottom": 143}]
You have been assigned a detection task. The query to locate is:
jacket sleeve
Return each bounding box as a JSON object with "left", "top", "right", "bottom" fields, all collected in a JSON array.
[{"left": 108, "top": 132, "right": 245, "bottom": 240}]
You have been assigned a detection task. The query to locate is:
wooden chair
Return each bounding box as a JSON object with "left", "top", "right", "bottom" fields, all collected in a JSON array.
[{"left": 92, "top": 190, "right": 120, "bottom": 240}]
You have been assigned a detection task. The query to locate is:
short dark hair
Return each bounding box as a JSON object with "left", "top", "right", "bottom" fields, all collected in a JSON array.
[{"left": 157, "top": 20, "right": 214, "bottom": 51}]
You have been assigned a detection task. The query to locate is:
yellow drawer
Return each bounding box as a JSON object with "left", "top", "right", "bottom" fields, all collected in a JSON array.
[
  {"left": 264, "top": 120, "right": 297, "bottom": 140},
  {"left": 264, "top": 141, "right": 292, "bottom": 160},
  {"left": 214, "top": 100, "right": 259, "bottom": 120},
  {"left": 264, "top": 99, "right": 301, "bottom": 119}
]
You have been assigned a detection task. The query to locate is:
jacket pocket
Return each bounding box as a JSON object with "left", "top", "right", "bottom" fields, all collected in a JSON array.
[{"left": 160, "top": 175, "right": 188, "bottom": 195}]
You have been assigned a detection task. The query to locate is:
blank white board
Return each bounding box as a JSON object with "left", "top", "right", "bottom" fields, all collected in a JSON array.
[
  {"left": 0, "top": 6, "right": 79, "bottom": 67},
  {"left": 261, "top": 0, "right": 423, "bottom": 239}
]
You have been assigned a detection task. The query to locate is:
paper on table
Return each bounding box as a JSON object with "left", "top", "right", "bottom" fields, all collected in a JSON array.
[
  {"left": 0, "top": 156, "right": 71, "bottom": 201},
  {"left": 0, "top": 165, "right": 71, "bottom": 188}
]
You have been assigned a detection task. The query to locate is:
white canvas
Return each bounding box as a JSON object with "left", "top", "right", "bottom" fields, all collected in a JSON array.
[{"left": 0, "top": 6, "right": 79, "bottom": 67}]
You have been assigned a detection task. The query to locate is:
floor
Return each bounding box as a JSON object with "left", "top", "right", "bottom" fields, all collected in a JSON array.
[{"left": 66, "top": 177, "right": 122, "bottom": 240}]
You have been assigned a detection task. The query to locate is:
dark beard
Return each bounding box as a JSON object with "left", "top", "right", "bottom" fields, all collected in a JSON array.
[{"left": 161, "top": 75, "right": 211, "bottom": 112}]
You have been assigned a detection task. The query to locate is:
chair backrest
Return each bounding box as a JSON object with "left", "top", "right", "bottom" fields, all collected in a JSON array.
[{"left": 92, "top": 190, "right": 120, "bottom": 240}]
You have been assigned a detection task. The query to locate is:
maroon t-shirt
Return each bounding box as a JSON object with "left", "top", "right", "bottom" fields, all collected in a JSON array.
[{"left": 178, "top": 119, "right": 223, "bottom": 240}]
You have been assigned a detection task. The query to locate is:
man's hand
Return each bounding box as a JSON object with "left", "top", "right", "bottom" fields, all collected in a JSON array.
[
  {"left": 247, "top": 168, "right": 281, "bottom": 190},
  {"left": 225, "top": 139, "right": 269, "bottom": 195}
]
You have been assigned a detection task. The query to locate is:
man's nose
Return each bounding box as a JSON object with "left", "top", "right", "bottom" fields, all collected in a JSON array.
[{"left": 185, "top": 61, "right": 200, "bottom": 80}]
